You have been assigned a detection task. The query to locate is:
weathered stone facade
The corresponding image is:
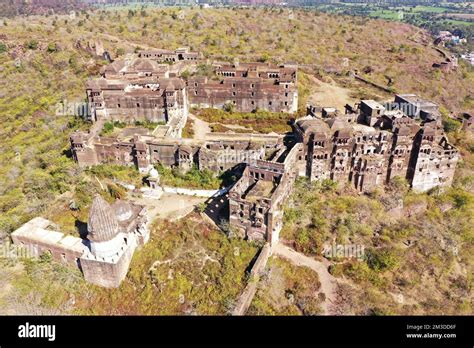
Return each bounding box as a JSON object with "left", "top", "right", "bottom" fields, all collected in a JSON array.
[
  {"left": 225, "top": 94, "right": 458, "bottom": 245},
  {"left": 11, "top": 196, "right": 149, "bottom": 288},
  {"left": 188, "top": 62, "right": 298, "bottom": 113},
  {"left": 87, "top": 72, "right": 188, "bottom": 124},
  {"left": 75, "top": 55, "right": 459, "bottom": 249},
  {"left": 71, "top": 128, "right": 283, "bottom": 174},
  {"left": 228, "top": 143, "right": 300, "bottom": 244},
  {"left": 86, "top": 56, "right": 298, "bottom": 128},
  {"left": 295, "top": 95, "right": 458, "bottom": 193},
  {"left": 75, "top": 38, "right": 112, "bottom": 62},
  {"left": 74, "top": 93, "right": 458, "bottom": 195},
  {"left": 137, "top": 47, "right": 200, "bottom": 62}
]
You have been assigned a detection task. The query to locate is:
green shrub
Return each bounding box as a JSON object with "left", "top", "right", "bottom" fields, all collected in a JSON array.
[
  {"left": 102, "top": 122, "right": 114, "bottom": 134},
  {"left": 25, "top": 40, "right": 39, "bottom": 50},
  {"left": 47, "top": 43, "right": 58, "bottom": 53},
  {"left": 223, "top": 102, "right": 235, "bottom": 113},
  {"left": 449, "top": 190, "right": 473, "bottom": 209},
  {"left": 442, "top": 117, "right": 461, "bottom": 133},
  {"left": 116, "top": 48, "right": 125, "bottom": 56},
  {"left": 366, "top": 248, "right": 400, "bottom": 272}
]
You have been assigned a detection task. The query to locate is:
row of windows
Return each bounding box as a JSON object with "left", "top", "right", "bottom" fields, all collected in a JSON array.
[
  {"left": 356, "top": 134, "right": 388, "bottom": 142},
  {"left": 313, "top": 154, "right": 329, "bottom": 160},
  {"left": 205, "top": 144, "right": 237, "bottom": 150},
  {"left": 193, "top": 81, "right": 292, "bottom": 89},
  {"left": 225, "top": 100, "right": 288, "bottom": 107},
  {"left": 251, "top": 171, "right": 272, "bottom": 180},
  {"left": 115, "top": 102, "right": 167, "bottom": 108}
]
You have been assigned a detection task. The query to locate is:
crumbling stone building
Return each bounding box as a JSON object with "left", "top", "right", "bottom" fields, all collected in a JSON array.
[
  {"left": 73, "top": 92, "right": 458, "bottom": 195},
  {"left": 137, "top": 47, "right": 200, "bottom": 62},
  {"left": 86, "top": 68, "right": 188, "bottom": 124},
  {"left": 11, "top": 195, "right": 149, "bottom": 288},
  {"left": 71, "top": 127, "right": 283, "bottom": 174},
  {"left": 188, "top": 62, "right": 298, "bottom": 113},
  {"left": 74, "top": 54, "right": 459, "bottom": 251},
  {"left": 86, "top": 56, "right": 298, "bottom": 127},
  {"left": 296, "top": 95, "right": 458, "bottom": 192},
  {"left": 75, "top": 38, "right": 112, "bottom": 62},
  {"left": 228, "top": 143, "right": 301, "bottom": 244}
]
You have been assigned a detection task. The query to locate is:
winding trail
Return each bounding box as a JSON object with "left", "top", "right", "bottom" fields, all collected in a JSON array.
[{"left": 273, "top": 243, "right": 338, "bottom": 315}]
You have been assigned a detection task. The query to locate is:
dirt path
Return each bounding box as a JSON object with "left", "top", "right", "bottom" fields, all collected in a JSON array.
[
  {"left": 188, "top": 113, "right": 211, "bottom": 140},
  {"left": 131, "top": 193, "right": 206, "bottom": 222},
  {"left": 273, "top": 243, "right": 338, "bottom": 315},
  {"left": 307, "top": 75, "right": 357, "bottom": 112}
]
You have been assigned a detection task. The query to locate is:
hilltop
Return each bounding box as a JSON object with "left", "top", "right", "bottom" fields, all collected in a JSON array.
[
  {"left": 1, "top": 5, "right": 473, "bottom": 238},
  {"left": 0, "top": 7, "right": 472, "bottom": 315}
]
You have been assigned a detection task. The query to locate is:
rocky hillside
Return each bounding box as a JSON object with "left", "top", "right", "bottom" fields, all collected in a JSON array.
[
  {"left": 0, "top": 7, "right": 472, "bottom": 315},
  {"left": 0, "top": 0, "right": 87, "bottom": 17}
]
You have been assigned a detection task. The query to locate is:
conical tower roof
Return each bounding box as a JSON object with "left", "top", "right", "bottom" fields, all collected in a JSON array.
[{"left": 87, "top": 195, "right": 119, "bottom": 242}]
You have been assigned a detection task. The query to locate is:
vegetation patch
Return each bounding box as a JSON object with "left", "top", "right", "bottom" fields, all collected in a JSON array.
[
  {"left": 195, "top": 108, "right": 293, "bottom": 134},
  {"left": 1, "top": 215, "right": 259, "bottom": 315},
  {"left": 181, "top": 118, "right": 195, "bottom": 138},
  {"left": 282, "top": 175, "right": 473, "bottom": 315},
  {"left": 156, "top": 164, "right": 238, "bottom": 190},
  {"left": 248, "top": 257, "right": 323, "bottom": 315}
]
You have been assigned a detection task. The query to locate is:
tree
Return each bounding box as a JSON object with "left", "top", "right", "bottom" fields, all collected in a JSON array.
[
  {"left": 366, "top": 248, "right": 399, "bottom": 272},
  {"left": 102, "top": 122, "right": 114, "bottom": 135},
  {"left": 47, "top": 43, "right": 58, "bottom": 53},
  {"left": 258, "top": 52, "right": 270, "bottom": 63},
  {"left": 25, "top": 40, "right": 38, "bottom": 50},
  {"left": 223, "top": 102, "right": 235, "bottom": 113},
  {"left": 115, "top": 48, "right": 125, "bottom": 57},
  {"left": 442, "top": 117, "right": 461, "bottom": 133}
]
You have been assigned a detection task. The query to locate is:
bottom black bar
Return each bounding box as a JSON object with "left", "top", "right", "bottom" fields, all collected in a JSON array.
[{"left": 0, "top": 315, "right": 472, "bottom": 346}]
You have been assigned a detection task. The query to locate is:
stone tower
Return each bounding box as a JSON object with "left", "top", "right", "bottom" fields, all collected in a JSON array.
[
  {"left": 80, "top": 195, "right": 137, "bottom": 288},
  {"left": 87, "top": 195, "right": 123, "bottom": 258}
]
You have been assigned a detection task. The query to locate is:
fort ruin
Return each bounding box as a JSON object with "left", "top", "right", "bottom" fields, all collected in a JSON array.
[
  {"left": 11, "top": 195, "right": 149, "bottom": 288},
  {"left": 12, "top": 52, "right": 460, "bottom": 287},
  {"left": 188, "top": 62, "right": 298, "bottom": 113}
]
